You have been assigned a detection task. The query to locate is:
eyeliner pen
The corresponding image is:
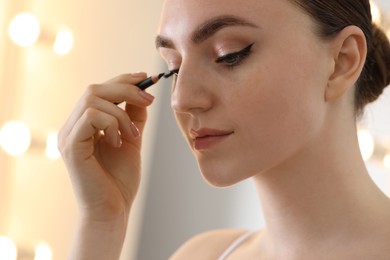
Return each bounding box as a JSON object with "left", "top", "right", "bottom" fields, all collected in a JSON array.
[
  {"left": 137, "top": 72, "right": 165, "bottom": 90},
  {"left": 137, "top": 69, "right": 178, "bottom": 90},
  {"left": 115, "top": 70, "right": 178, "bottom": 105}
]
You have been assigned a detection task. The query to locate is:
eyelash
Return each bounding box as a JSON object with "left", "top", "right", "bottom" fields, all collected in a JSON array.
[
  {"left": 215, "top": 43, "right": 254, "bottom": 69},
  {"left": 170, "top": 69, "right": 179, "bottom": 75},
  {"left": 168, "top": 43, "right": 254, "bottom": 79}
]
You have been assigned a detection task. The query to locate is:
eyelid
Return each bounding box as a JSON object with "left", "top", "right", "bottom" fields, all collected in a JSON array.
[
  {"left": 159, "top": 48, "right": 182, "bottom": 67},
  {"left": 165, "top": 68, "right": 180, "bottom": 78},
  {"left": 171, "top": 68, "right": 179, "bottom": 75},
  {"left": 167, "top": 61, "right": 181, "bottom": 71},
  {"left": 215, "top": 43, "right": 254, "bottom": 62}
]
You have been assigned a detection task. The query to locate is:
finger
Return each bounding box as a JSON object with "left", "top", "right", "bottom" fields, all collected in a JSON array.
[
  {"left": 59, "top": 97, "right": 120, "bottom": 146},
  {"left": 83, "top": 96, "right": 136, "bottom": 139},
  {"left": 84, "top": 82, "right": 154, "bottom": 106},
  {"left": 60, "top": 82, "right": 154, "bottom": 142},
  {"left": 105, "top": 72, "right": 147, "bottom": 84},
  {"left": 125, "top": 104, "right": 148, "bottom": 126},
  {"left": 70, "top": 108, "right": 121, "bottom": 150},
  {"left": 92, "top": 72, "right": 148, "bottom": 105}
]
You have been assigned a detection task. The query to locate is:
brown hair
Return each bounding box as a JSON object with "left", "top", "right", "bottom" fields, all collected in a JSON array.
[{"left": 291, "top": 0, "right": 390, "bottom": 115}]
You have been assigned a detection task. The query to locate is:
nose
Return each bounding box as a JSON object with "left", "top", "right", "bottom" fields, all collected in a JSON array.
[{"left": 170, "top": 64, "right": 213, "bottom": 115}]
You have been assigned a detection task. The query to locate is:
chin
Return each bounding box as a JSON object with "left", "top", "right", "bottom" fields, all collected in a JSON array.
[{"left": 198, "top": 162, "right": 250, "bottom": 188}]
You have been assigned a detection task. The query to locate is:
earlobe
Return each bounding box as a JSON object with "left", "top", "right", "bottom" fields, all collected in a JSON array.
[{"left": 325, "top": 26, "right": 367, "bottom": 102}]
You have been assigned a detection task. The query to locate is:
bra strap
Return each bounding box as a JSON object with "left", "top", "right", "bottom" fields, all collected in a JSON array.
[{"left": 218, "top": 230, "right": 257, "bottom": 260}]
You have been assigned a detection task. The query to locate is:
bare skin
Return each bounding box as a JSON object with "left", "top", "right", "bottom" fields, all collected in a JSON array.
[
  {"left": 58, "top": 0, "right": 390, "bottom": 259},
  {"left": 58, "top": 72, "right": 155, "bottom": 259},
  {"left": 161, "top": 0, "right": 390, "bottom": 258}
]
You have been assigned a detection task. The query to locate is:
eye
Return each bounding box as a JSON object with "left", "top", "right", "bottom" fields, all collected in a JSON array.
[
  {"left": 170, "top": 68, "right": 179, "bottom": 76},
  {"left": 164, "top": 69, "right": 179, "bottom": 78},
  {"left": 215, "top": 43, "right": 254, "bottom": 69}
]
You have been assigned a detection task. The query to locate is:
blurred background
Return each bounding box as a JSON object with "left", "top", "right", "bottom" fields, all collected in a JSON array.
[{"left": 0, "top": 0, "right": 389, "bottom": 259}]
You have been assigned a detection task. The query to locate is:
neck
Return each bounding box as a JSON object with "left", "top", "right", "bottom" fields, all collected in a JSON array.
[{"left": 252, "top": 117, "right": 390, "bottom": 256}]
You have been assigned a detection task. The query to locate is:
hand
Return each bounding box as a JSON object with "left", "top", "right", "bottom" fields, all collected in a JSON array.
[{"left": 58, "top": 72, "right": 155, "bottom": 222}]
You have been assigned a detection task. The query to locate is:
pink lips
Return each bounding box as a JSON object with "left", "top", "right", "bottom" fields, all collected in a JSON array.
[{"left": 190, "top": 128, "right": 234, "bottom": 150}]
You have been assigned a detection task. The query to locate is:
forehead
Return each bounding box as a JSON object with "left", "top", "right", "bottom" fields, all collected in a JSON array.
[
  {"left": 158, "top": 0, "right": 303, "bottom": 43},
  {"left": 159, "top": 0, "right": 263, "bottom": 30}
]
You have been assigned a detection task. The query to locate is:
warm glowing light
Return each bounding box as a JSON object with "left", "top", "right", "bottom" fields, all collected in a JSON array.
[
  {"left": 384, "top": 154, "right": 390, "bottom": 169},
  {"left": 34, "top": 243, "right": 52, "bottom": 260},
  {"left": 45, "top": 133, "right": 61, "bottom": 159},
  {"left": 8, "top": 13, "right": 40, "bottom": 47},
  {"left": 358, "top": 129, "right": 375, "bottom": 161},
  {"left": 0, "top": 121, "right": 31, "bottom": 156},
  {"left": 0, "top": 236, "right": 17, "bottom": 260},
  {"left": 370, "top": 1, "right": 381, "bottom": 25},
  {"left": 53, "top": 29, "right": 74, "bottom": 55}
]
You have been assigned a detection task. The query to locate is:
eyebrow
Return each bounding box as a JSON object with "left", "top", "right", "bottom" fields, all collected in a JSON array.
[{"left": 155, "top": 15, "right": 259, "bottom": 49}]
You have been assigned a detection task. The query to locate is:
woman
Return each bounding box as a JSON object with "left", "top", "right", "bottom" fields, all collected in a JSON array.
[{"left": 58, "top": 0, "right": 390, "bottom": 259}]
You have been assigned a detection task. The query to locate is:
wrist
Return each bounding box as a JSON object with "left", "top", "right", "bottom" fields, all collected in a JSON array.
[
  {"left": 79, "top": 208, "right": 130, "bottom": 233},
  {"left": 77, "top": 196, "right": 132, "bottom": 223},
  {"left": 69, "top": 212, "right": 130, "bottom": 260}
]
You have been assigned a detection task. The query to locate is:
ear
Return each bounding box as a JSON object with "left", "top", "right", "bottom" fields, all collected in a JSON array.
[{"left": 325, "top": 26, "right": 367, "bottom": 102}]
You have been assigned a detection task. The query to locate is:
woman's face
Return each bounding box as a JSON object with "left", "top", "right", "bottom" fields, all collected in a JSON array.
[{"left": 157, "top": 0, "right": 334, "bottom": 187}]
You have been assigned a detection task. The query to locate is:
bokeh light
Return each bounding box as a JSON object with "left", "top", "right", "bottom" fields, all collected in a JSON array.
[{"left": 8, "top": 13, "right": 40, "bottom": 47}]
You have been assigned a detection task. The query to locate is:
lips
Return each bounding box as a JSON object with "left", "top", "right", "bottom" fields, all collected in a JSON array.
[{"left": 190, "top": 128, "right": 234, "bottom": 150}]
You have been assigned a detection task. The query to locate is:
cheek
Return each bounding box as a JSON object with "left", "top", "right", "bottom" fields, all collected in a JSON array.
[
  {"left": 174, "top": 112, "right": 189, "bottom": 137},
  {"left": 226, "top": 51, "right": 328, "bottom": 172}
]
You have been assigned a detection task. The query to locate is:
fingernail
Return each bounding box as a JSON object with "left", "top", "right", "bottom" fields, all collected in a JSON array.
[
  {"left": 130, "top": 122, "right": 140, "bottom": 138},
  {"left": 139, "top": 91, "right": 155, "bottom": 102},
  {"left": 131, "top": 72, "right": 146, "bottom": 77},
  {"left": 117, "top": 131, "right": 123, "bottom": 147}
]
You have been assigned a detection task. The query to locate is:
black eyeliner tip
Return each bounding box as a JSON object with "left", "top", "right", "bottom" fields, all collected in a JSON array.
[
  {"left": 163, "top": 69, "right": 179, "bottom": 78},
  {"left": 163, "top": 71, "right": 174, "bottom": 78}
]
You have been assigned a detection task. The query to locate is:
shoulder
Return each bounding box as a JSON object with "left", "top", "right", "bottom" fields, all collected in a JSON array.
[{"left": 169, "top": 229, "right": 249, "bottom": 260}]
